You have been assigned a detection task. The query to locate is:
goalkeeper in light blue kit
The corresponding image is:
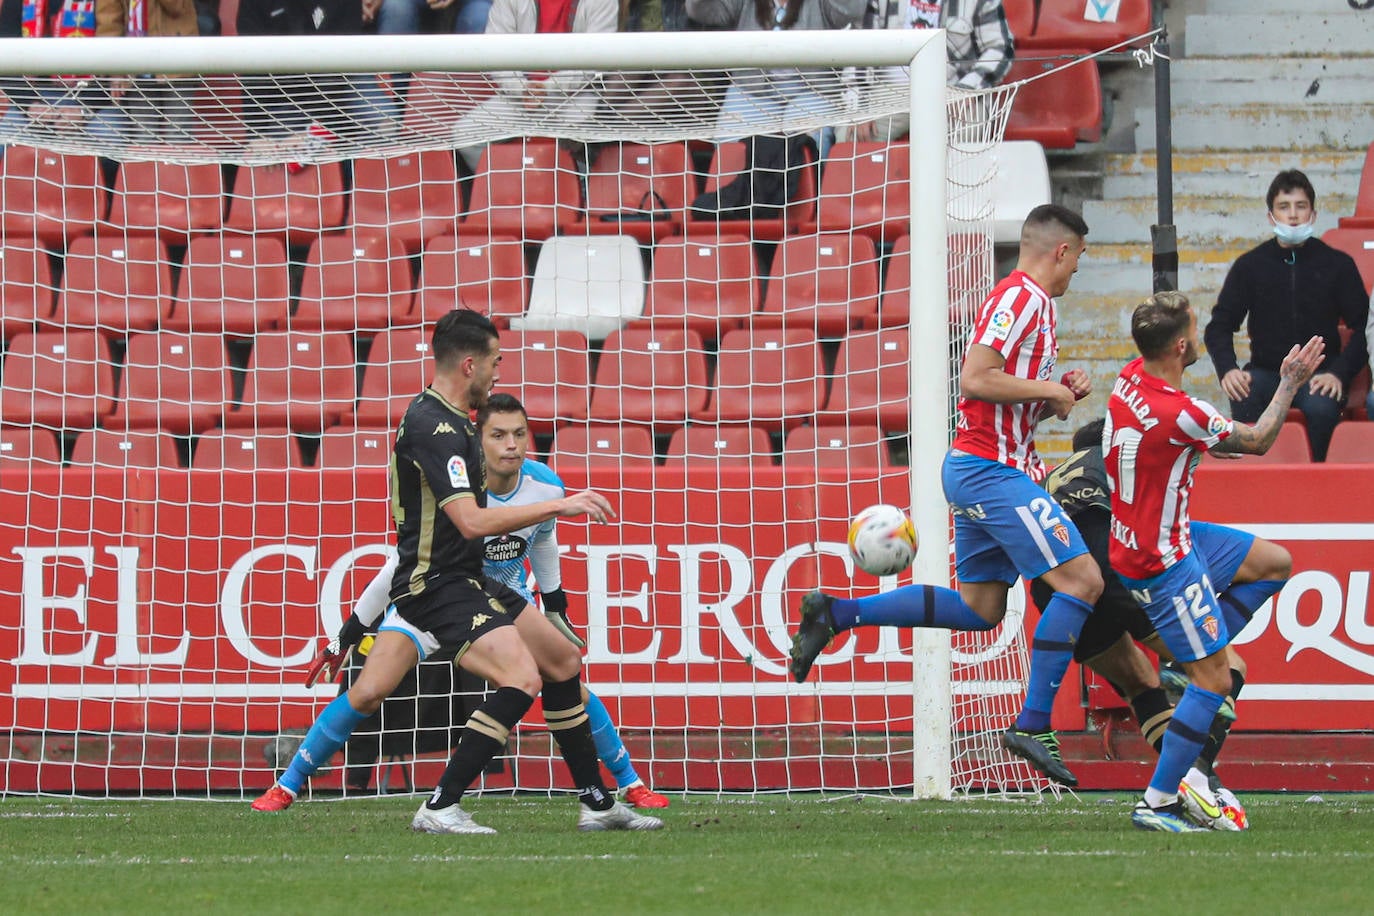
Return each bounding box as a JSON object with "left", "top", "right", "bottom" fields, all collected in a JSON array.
[{"left": 309, "top": 393, "right": 669, "bottom": 809}]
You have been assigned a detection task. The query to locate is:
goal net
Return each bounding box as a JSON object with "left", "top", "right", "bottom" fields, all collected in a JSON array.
[{"left": 0, "top": 31, "right": 1044, "bottom": 800}]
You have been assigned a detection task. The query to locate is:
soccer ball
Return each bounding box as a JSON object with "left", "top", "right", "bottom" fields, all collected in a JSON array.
[{"left": 846, "top": 504, "right": 918, "bottom": 577}]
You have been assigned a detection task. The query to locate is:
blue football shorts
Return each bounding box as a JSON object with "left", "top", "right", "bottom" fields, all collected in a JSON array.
[
  {"left": 1190, "top": 521, "right": 1255, "bottom": 594},
  {"left": 941, "top": 450, "right": 1089, "bottom": 585},
  {"left": 1117, "top": 550, "right": 1231, "bottom": 663}
]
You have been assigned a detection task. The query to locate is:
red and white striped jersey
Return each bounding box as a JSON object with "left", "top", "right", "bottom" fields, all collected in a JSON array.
[
  {"left": 1104, "top": 357, "right": 1233, "bottom": 579},
  {"left": 952, "top": 270, "right": 1058, "bottom": 482}
]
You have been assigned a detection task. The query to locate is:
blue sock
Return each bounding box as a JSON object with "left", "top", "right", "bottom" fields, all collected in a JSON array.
[
  {"left": 1219, "top": 579, "right": 1285, "bottom": 634},
  {"left": 828, "top": 585, "right": 995, "bottom": 633},
  {"left": 586, "top": 689, "right": 639, "bottom": 790},
  {"left": 278, "top": 693, "right": 369, "bottom": 795},
  {"left": 1014, "top": 592, "right": 1093, "bottom": 733},
  {"left": 1148, "top": 683, "right": 1226, "bottom": 797}
]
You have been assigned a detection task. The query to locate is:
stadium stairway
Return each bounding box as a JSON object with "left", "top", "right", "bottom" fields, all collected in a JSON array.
[{"left": 1039, "top": 0, "right": 1374, "bottom": 462}]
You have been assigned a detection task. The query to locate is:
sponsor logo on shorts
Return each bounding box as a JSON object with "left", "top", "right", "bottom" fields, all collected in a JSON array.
[
  {"left": 448, "top": 455, "right": 469, "bottom": 488},
  {"left": 471, "top": 612, "right": 490, "bottom": 630},
  {"left": 1202, "top": 615, "right": 1220, "bottom": 640},
  {"left": 1052, "top": 523, "right": 1071, "bottom": 547},
  {"left": 951, "top": 503, "right": 987, "bottom": 521}
]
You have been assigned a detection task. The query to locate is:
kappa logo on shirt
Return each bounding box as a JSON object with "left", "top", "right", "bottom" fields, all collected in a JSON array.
[{"left": 433, "top": 422, "right": 456, "bottom": 435}]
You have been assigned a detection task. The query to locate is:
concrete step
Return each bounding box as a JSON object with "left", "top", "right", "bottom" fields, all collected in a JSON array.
[
  {"left": 1072, "top": 258, "right": 1231, "bottom": 296},
  {"left": 1082, "top": 194, "right": 1351, "bottom": 245},
  {"left": 1170, "top": 56, "right": 1374, "bottom": 106},
  {"left": 1186, "top": 13, "right": 1374, "bottom": 58},
  {"left": 1104, "top": 150, "right": 1366, "bottom": 179},
  {"left": 1103, "top": 168, "right": 1361, "bottom": 201},
  {"left": 1135, "top": 103, "right": 1374, "bottom": 152},
  {"left": 1205, "top": 0, "right": 1362, "bottom": 13}
]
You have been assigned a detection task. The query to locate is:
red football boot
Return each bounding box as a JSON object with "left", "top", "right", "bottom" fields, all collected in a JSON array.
[
  {"left": 251, "top": 785, "right": 296, "bottom": 812},
  {"left": 623, "top": 783, "right": 670, "bottom": 809}
]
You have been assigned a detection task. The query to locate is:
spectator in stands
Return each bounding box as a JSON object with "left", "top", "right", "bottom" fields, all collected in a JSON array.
[
  {"left": 685, "top": 0, "right": 866, "bottom": 159},
  {"left": 844, "top": 0, "right": 1014, "bottom": 143},
  {"left": 451, "top": 0, "right": 618, "bottom": 173},
  {"left": 88, "top": 0, "right": 202, "bottom": 145},
  {"left": 1205, "top": 169, "right": 1369, "bottom": 463},
  {"left": 370, "top": 0, "right": 490, "bottom": 37}
]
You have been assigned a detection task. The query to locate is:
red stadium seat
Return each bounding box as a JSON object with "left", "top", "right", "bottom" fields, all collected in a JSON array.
[
  {"left": 816, "top": 142, "right": 909, "bottom": 245},
  {"left": 353, "top": 326, "right": 433, "bottom": 429},
  {"left": 316, "top": 425, "right": 394, "bottom": 469},
  {"left": 1346, "top": 366, "right": 1370, "bottom": 421},
  {"left": 0, "top": 331, "right": 115, "bottom": 429},
  {"left": 1231, "top": 422, "right": 1311, "bottom": 465},
  {"left": 1002, "top": 0, "right": 1034, "bottom": 45},
  {"left": 106, "top": 331, "right": 230, "bottom": 435},
  {"left": 685, "top": 140, "right": 817, "bottom": 241},
  {"left": 705, "top": 327, "right": 824, "bottom": 432},
  {"left": 1339, "top": 142, "right": 1374, "bottom": 229},
  {"left": 413, "top": 234, "right": 527, "bottom": 327},
  {"left": 0, "top": 243, "right": 55, "bottom": 340},
  {"left": 877, "top": 232, "right": 992, "bottom": 327},
  {"left": 1326, "top": 423, "right": 1374, "bottom": 463},
  {"left": 1321, "top": 228, "right": 1374, "bottom": 295},
  {"left": 462, "top": 139, "right": 581, "bottom": 242},
  {"left": 582, "top": 142, "right": 694, "bottom": 243},
  {"left": 818, "top": 327, "right": 910, "bottom": 432},
  {"left": 631, "top": 234, "right": 758, "bottom": 342},
  {"left": 663, "top": 424, "right": 773, "bottom": 468},
  {"left": 0, "top": 145, "right": 104, "bottom": 246},
  {"left": 52, "top": 234, "right": 175, "bottom": 334},
  {"left": 192, "top": 427, "right": 304, "bottom": 470},
  {"left": 224, "top": 161, "right": 347, "bottom": 245},
  {"left": 223, "top": 330, "right": 357, "bottom": 434},
  {"left": 166, "top": 235, "right": 291, "bottom": 335},
  {"left": 1015, "top": 0, "right": 1153, "bottom": 52},
  {"left": 69, "top": 429, "right": 182, "bottom": 469},
  {"left": 351, "top": 150, "right": 462, "bottom": 252},
  {"left": 292, "top": 230, "right": 414, "bottom": 332},
  {"left": 497, "top": 329, "right": 590, "bottom": 435},
  {"left": 552, "top": 424, "right": 656, "bottom": 468},
  {"left": 1004, "top": 50, "right": 1102, "bottom": 148},
  {"left": 587, "top": 328, "right": 711, "bottom": 431},
  {"left": 758, "top": 232, "right": 881, "bottom": 336},
  {"left": 106, "top": 159, "right": 225, "bottom": 244},
  {"left": 781, "top": 424, "right": 892, "bottom": 469},
  {"left": 0, "top": 425, "right": 62, "bottom": 468}
]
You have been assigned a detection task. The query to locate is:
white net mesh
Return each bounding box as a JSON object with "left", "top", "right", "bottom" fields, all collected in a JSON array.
[{"left": 0, "top": 38, "right": 1051, "bottom": 798}]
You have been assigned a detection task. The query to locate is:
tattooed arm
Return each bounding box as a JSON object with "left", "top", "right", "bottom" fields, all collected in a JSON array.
[{"left": 1213, "top": 336, "right": 1325, "bottom": 455}]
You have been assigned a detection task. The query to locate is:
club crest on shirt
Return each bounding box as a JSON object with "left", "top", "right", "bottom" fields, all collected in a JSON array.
[
  {"left": 988, "top": 305, "right": 1015, "bottom": 339},
  {"left": 1202, "top": 615, "right": 1220, "bottom": 640},
  {"left": 448, "top": 455, "right": 469, "bottom": 488},
  {"left": 1052, "top": 523, "right": 1071, "bottom": 547}
]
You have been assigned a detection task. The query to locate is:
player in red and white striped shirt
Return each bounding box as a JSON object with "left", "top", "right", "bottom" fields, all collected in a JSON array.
[
  {"left": 790, "top": 205, "right": 1103, "bottom": 787},
  {"left": 1104, "top": 291, "right": 1323, "bottom": 831}
]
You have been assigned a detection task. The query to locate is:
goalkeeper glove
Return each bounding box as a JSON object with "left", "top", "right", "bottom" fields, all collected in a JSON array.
[
  {"left": 541, "top": 588, "right": 585, "bottom": 648},
  {"left": 303, "top": 614, "right": 369, "bottom": 687}
]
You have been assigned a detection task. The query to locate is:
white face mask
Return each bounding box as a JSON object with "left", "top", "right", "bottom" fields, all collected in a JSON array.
[{"left": 1271, "top": 217, "right": 1315, "bottom": 246}]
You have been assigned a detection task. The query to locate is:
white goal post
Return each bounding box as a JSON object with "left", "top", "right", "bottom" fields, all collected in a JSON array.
[{"left": 0, "top": 30, "right": 1039, "bottom": 800}]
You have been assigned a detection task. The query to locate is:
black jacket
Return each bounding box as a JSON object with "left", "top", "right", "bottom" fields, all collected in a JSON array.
[
  {"left": 236, "top": 0, "right": 363, "bottom": 34},
  {"left": 1205, "top": 236, "right": 1370, "bottom": 388}
]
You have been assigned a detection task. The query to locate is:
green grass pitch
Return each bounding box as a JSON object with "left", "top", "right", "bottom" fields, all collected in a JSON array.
[{"left": 2, "top": 793, "right": 1371, "bottom": 914}]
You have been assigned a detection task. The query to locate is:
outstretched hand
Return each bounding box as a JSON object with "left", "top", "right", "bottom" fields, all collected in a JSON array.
[
  {"left": 1279, "top": 336, "right": 1326, "bottom": 390},
  {"left": 560, "top": 489, "right": 616, "bottom": 524}
]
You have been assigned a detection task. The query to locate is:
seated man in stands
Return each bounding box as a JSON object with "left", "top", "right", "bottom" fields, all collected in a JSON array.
[
  {"left": 844, "top": 0, "right": 1014, "bottom": 144},
  {"left": 1204, "top": 169, "right": 1369, "bottom": 462}
]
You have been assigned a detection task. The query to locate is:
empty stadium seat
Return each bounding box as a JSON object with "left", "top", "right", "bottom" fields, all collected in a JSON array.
[
  {"left": 316, "top": 425, "right": 394, "bottom": 468},
  {"left": 758, "top": 232, "right": 881, "bottom": 336},
  {"left": 224, "top": 161, "right": 347, "bottom": 245},
  {"left": 1339, "top": 141, "right": 1374, "bottom": 229},
  {"left": 1230, "top": 422, "right": 1311, "bottom": 465},
  {"left": 192, "top": 427, "right": 305, "bottom": 470},
  {"left": 0, "top": 331, "right": 116, "bottom": 429},
  {"left": 0, "top": 243, "right": 55, "bottom": 340},
  {"left": 413, "top": 234, "right": 527, "bottom": 327},
  {"left": 552, "top": 424, "right": 656, "bottom": 468},
  {"left": 353, "top": 326, "right": 433, "bottom": 428},
  {"left": 106, "top": 159, "right": 225, "bottom": 243},
  {"left": 1322, "top": 228, "right": 1374, "bottom": 294},
  {"left": 816, "top": 142, "right": 909, "bottom": 245},
  {"left": 685, "top": 140, "right": 817, "bottom": 241},
  {"left": 587, "top": 328, "right": 711, "bottom": 430},
  {"left": 292, "top": 230, "right": 414, "bottom": 332},
  {"left": 69, "top": 429, "right": 181, "bottom": 469},
  {"left": 782, "top": 424, "right": 892, "bottom": 469},
  {"left": 351, "top": 150, "right": 462, "bottom": 252},
  {"left": 496, "top": 329, "right": 591, "bottom": 434},
  {"left": 106, "top": 331, "right": 230, "bottom": 435},
  {"left": 632, "top": 234, "right": 758, "bottom": 342},
  {"left": 0, "top": 425, "right": 61, "bottom": 468},
  {"left": 993, "top": 141, "right": 1051, "bottom": 245},
  {"left": 52, "top": 234, "right": 175, "bottom": 334},
  {"left": 511, "top": 235, "right": 645, "bottom": 342},
  {"left": 0, "top": 145, "right": 104, "bottom": 246},
  {"left": 877, "top": 232, "right": 992, "bottom": 327},
  {"left": 462, "top": 139, "right": 580, "bottom": 242},
  {"left": 165, "top": 235, "right": 291, "bottom": 335},
  {"left": 1004, "top": 50, "right": 1102, "bottom": 148},
  {"left": 1012, "top": 0, "right": 1153, "bottom": 52},
  {"left": 663, "top": 424, "right": 773, "bottom": 468},
  {"left": 223, "top": 330, "right": 357, "bottom": 434},
  {"left": 705, "top": 327, "right": 823, "bottom": 432},
  {"left": 1346, "top": 366, "right": 1370, "bottom": 421},
  {"left": 818, "top": 327, "right": 910, "bottom": 432},
  {"left": 1325, "top": 422, "right": 1374, "bottom": 463},
  {"left": 582, "top": 142, "right": 694, "bottom": 243}
]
